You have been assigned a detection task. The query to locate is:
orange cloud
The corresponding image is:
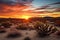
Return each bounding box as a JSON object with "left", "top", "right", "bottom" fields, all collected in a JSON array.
[
  {"left": 0, "top": 4, "right": 30, "bottom": 16},
  {"left": 0, "top": 3, "right": 60, "bottom": 18}
]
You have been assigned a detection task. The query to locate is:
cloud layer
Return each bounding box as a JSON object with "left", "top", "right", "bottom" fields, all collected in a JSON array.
[
  {"left": 0, "top": 0, "right": 33, "bottom": 16},
  {"left": 0, "top": 0, "right": 33, "bottom": 5},
  {"left": 30, "top": 2, "right": 60, "bottom": 13},
  {"left": 0, "top": 0, "right": 60, "bottom": 18}
]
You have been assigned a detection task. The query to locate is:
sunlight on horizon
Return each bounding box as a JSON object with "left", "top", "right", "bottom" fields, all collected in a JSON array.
[{"left": 20, "top": 15, "right": 32, "bottom": 19}]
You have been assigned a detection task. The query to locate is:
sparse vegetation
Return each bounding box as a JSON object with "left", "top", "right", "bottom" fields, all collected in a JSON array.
[
  {"left": 24, "top": 37, "right": 31, "bottom": 40},
  {"left": 7, "top": 28, "right": 21, "bottom": 38},
  {"left": 16, "top": 24, "right": 28, "bottom": 30},
  {"left": 0, "top": 26, "right": 6, "bottom": 33},
  {"left": 34, "top": 21, "right": 57, "bottom": 37},
  {"left": 1, "top": 22, "right": 12, "bottom": 28},
  {"left": 7, "top": 33, "right": 21, "bottom": 38},
  {"left": 0, "top": 17, "right": 60, "bottom": 39},
  {"left": 56, "top": 30, "right": 60, "bottom": 36}
]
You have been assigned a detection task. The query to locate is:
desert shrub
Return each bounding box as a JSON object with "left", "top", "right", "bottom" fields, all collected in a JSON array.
[
  {"left": 0, "top": 30, "right": 6, "bottom": 33},
  {"left": 0, "top": 26, "right": 6, "bottom": 33},
  {"left": 16, "top": 24, "right": 28, "bottom": 30},
  {"left": 1, "top": 22, "right": 12, "bottom": 28},
  {"left": 24, "top": 37, "right": 31, "bottom": 40},
  {"left": 7, "top": 28, "right": 21, "bottom": 38},
  {"left": 56, "top": 30, "right": 60, "bottom": 36},
  {"left": 7, "top": 33, "right": 21, "bottom": 38},
  {"left": 34, "top": 22, "right": 57, "bottom": 37}
]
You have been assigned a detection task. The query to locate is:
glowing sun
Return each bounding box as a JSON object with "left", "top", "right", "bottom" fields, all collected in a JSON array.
[{"left": 21, "top": 15, "right": 31, "bottom": 19}]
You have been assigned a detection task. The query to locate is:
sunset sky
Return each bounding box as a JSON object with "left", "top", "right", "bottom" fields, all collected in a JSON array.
[{"left": 0, "top": 0, "right": 60, "bottom": 19}]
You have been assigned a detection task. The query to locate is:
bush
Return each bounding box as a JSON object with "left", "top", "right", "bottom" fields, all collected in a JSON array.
[
  {"left": 56, "top": 31, "right": 60, "bottom": 36},
  {"left": 24, "top": 37, "right": 31, "bottom": 40},
  {"left": 34, "top": 22, "right": 57, "bottom": 37},
  {"left": 7, "top": 33, "right": 21, "bottom": 38},
  {"left": 1, "top": 22, "right": 12, "bottom": 28},
  {"left": 7, "top": 28, "right": 21, "bottom": 38},
  {"left": 16, "top": 24, "right": 28, "bottom": 30},
  {"left": 0, "top": 26, "right": 6, "bottom": 33}
]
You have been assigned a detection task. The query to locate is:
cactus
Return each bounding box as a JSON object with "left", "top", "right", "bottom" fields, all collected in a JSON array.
[{"left": 34, "top": 22, "right": 57, "bottom": 37}]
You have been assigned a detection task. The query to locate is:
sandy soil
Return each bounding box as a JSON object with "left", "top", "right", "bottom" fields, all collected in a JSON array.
[{"left": 0, "top": 30, "right": 60, "bottom": 40}]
